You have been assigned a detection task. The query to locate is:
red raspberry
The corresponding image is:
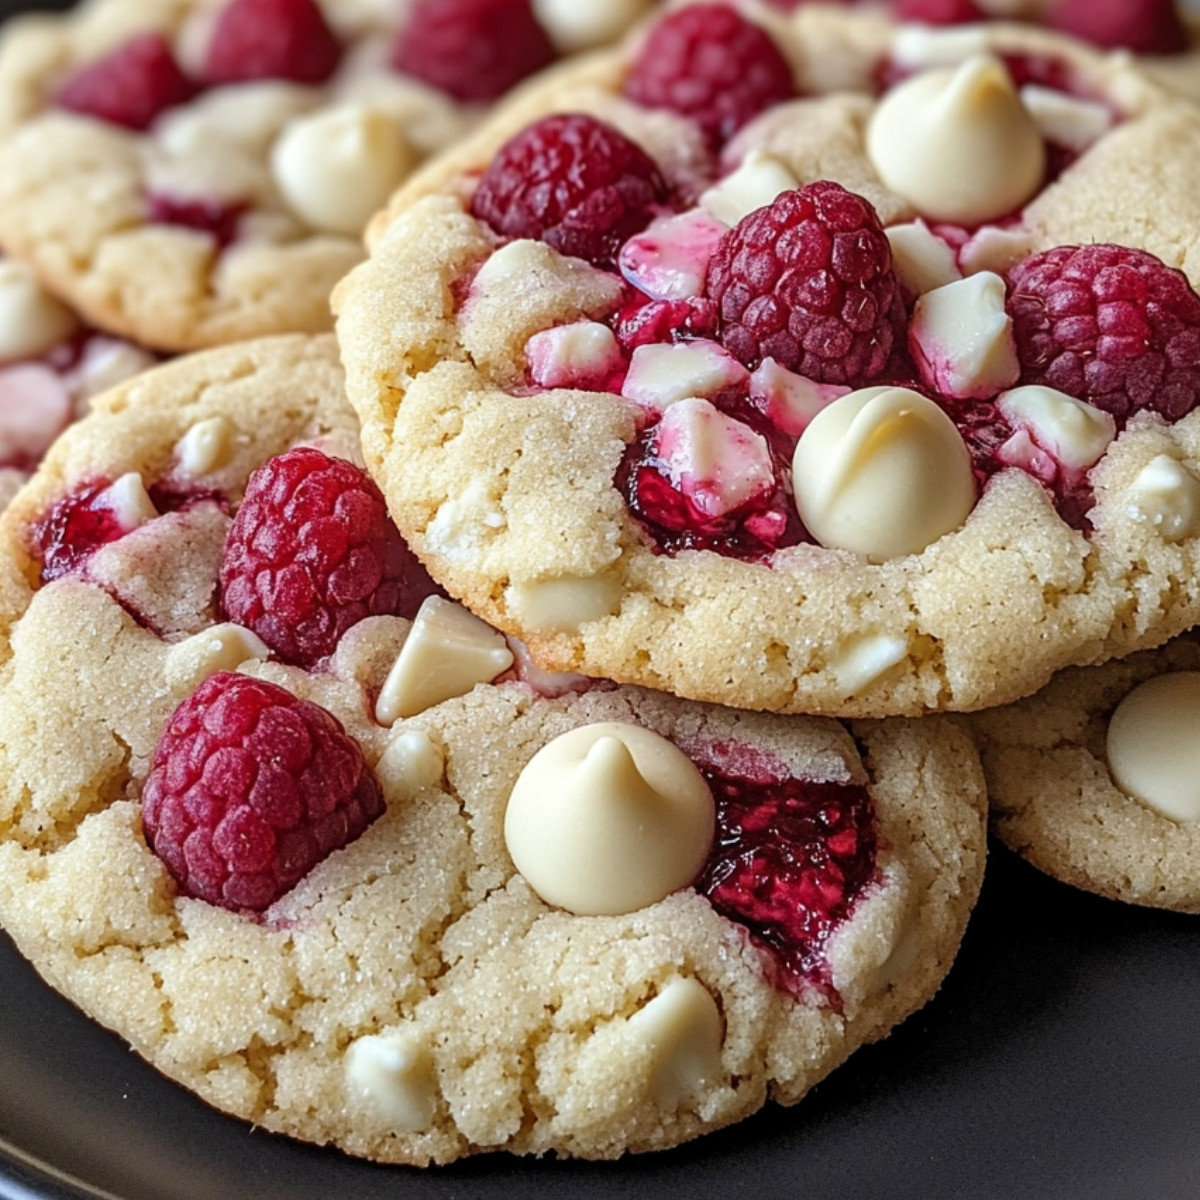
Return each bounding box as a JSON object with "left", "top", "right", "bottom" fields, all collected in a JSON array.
[
  {"left": 146, "top": 194, "right": 246, "bottom": 248},
  {"left": 391, "top": 0, "right": 557, "bottom": 103},
  {"left": 1006, "top": 244, "right": 1200, "bottom": 424},
  {"left": 470, "top": 113, "right": 667, "bottom": 269},
  {"left": 142, "top": 672, "right": 384, "bottom": 911},
  {"left": 611, "top": 296, "right": 718, "bottom": 351},
  {"left": 219, "top": 447, "right": 426, "bottom": 667},
  {"left": 1046, "top": 0, "right": 1189, "bottom": 55},
  {"left": 201, "top": 0, "right": 342, "bottom": 86},
  {"left": 892, "top": 0, "right": 987, "bottom": 22},
  {"left": 30, "top": 479, "right": 124, "bottom": 581},
  {"left": 53, "top": 34, "right": 195, "bottom": 131},
  {"left": 705, "top": 181, "right": 905, "bottom": 385},
  {"left": 624, "top": 4, "right": 796, "bottom": 147}
]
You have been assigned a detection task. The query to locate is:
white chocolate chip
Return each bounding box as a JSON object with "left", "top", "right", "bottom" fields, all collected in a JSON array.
[
  {"left": 1127, "top": 455, "right": 1200, "bottom": 541},
  {"left": 156, "top": 81, "right": 318, "bottom": 156},
  {"left": 699, "top": 150, "right": 799, "bottom": 228},
  {"left": 375, "top": 730, "right": 445, "bottom": 795},
  {"left": 425, "top": 478, "right": 507, "bottom": 563},
  {"left": 526, "top": 321, "right": 623, "bottom": 390},
  {"left": 624, "top": 977, "right": 724, "bottom": 1110},
  {"left": 909, "top": 272, "right": 1019, "bottom": 400},
  {"left": 866, "top": 55, "right": 1045, "bottom": 225},
  {"left": 827, "top": 632, "right": 910, "bottom": 698},
  {"left": 618, "top": 208, "right": 728, "bottom": 302},
  {"left": 996, "top": 385, "right": 1115, "bottom": 471},
  {"left": 505, "top": 635, "right": 596, "bottom": 697},
  {"left": 748, "top": 358, "right": 848, "bottom": 436},
  {"left": 175, "top": 415, "right": 234, "bottom": 477},
  {"left": 957, "top": 223, "right": 1035, "bottom": 277},
  {"left": 345, "top": 1030, "right": 438, "bottom": 1131},
  {"left": 271, "top": 103, "right": 414, "bottom": 237},
  {"left": 620, "top": 340, "right": 749, "bottom": 414},
  {"left": 792, "top": 386, "right": 977, "bottom": 561},
  {"left": 0, "top": 260, "right": 79, "bottom": 362},
  {"left": 0, "top": 365, "right": 71, "bottom": 464},
  {"left": 164, "top": 623, "right": 270, "bottom": 691},
  {"left": 504, "top": 722, "right": 715, "bottom": 916},
  {"left": 103, "top": 473, "right": 158, "bottom": 530},
  {"left": 532, "top": 0, "right": 652, "bottom": 52},
  {"left": 375, "top": 596, "right": 513, "bottom": 724},
  {"left": 655, "top": 398, "right": 775, "bottom": 518},
  {"left": 1106, "top": 673, "right": 1200, "bottom": 823},
  {"left": 885, "top": 220, "right": 962, "bottom": 297},
  {"left": 891, "top": 25, "right": 996, "bottom": 71},
  {"left": 1019, "top": 84, "right": 1112, "bottom": 154},
  {"left": 65, "top": 337, "right": 156, "bottom": 403},
  {"left": 506, "top": 575, "right": 623, "bottom": 635}
]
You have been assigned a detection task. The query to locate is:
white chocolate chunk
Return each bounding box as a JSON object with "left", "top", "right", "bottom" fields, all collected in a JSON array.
[
  {"left": 1127, "top": 455, "right": 1200, "bottom": 541},
  {"left": 621, "top": 340, "right": 749, "bottom": 413},
  {"left": 957, "top": 223, "right": 1035, "bottom": 277},
  {"left": 910, "top": 272, "right": 1019, "bottom": 400},
  {"left": 885, "top": 220, "right": 962, "bottom": 296},
  {"left": 0, "top": 260, "right": 79, "bottom": 361},
  {"left": 748, "top": 358, "right": 848, "bottom": 436},
  {"left": 504, "top": 722, "right": 715, "bottom": 916},
  {"left": 66, "top": 337, "right": 156, "bottom": 403},
  {"left": 156, "top": 81, "right": 317, "bottom": 156},
  {"left": 375, "top": 730, "right": 445, "bottom": 795},
  {"left": 1019, "top": 84, "right": 1112, "bottom": 154},
  {"left": 175, "top": 415, "right": 234, "bottom": 476},
  {"left": 827, "top": 633, "right": 910, "bottom": 698},
  {"left": 103, "top": 473, "right": 158, "bottom": 530},
  {"left": 996, "top": 385, "right": 1115, "bottom": 471},
  {"left": 656, "top": 398, "right": 774, "bottom": 518},
  {"left": 271, "top": 104, "right": 414, "bottom": 237},
  {"left": 533, "top": 0, "right": 652, "bottom": 51},
  {"left": 891, "top": 25, "right": 997, "bottom": 71},
  {"left": 699, "top": 150, "right": 799, "bottom": 228},
  {"left": 618, "top": 208, "right": 727, "bottom": 302},
  {"left": 506, "top": 575, "right": 622, "bottom": 634},
  {"left": 425, "top": 478, "right": 507, "bottom": 563},
  {"left": 0, "top": 365, "right": 70, "bottom": 463},
  {"left": 792, "top": 386, "right": 977, "bottom": 561},
  {"left": 866, "top": 55, "right": 1045, "bottom": 225},
  {"left": 164, "top": 623, "right": 270, "bottom": 690},
  {"left": 345, "top": 1030, "right": 438, "bottom": 1131},
  {"left": 1106, "top": 673, "right": 1200, "bottom": 823},
  {"left": 375, "top": 596, "right": 513, "bottom": 724},
  {"left": 526, "top": 321, "right": 622, "bottom": 390},
  {"left": 625, "top": 977, "right": 724, "bottom": 1110}
]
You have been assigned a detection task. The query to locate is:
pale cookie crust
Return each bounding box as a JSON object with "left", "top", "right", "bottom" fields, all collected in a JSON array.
[
  {"left": 0, "top": 334, "right": 986, "bottom": 1163},
  {"left": 335, "top": 5, "right": 1200, "bottom": 719},
  {"left": 966, "top": 632, "right": 1200, "bottom": 911}
]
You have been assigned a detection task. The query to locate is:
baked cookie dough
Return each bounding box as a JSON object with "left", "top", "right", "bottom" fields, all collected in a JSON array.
[
  {"left": 0, "top": 0, "right": 654, "bottom": 353},
  {"left": 967, "top": 630, "right": 1200, "bottom": 911},
  {"left": 336, "top": 2, "right": 1200, "bottom": 719},
  {"left": 0, "top": 333, "right": 986, "bottom": 1163}
]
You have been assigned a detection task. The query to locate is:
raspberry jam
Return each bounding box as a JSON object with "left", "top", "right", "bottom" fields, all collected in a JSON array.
[
  {"left": 695, "top": 748, "right": 878, "bottom": 1005},
  {"left": 31, "top": 480, "right": 125, "bottom": 581}
]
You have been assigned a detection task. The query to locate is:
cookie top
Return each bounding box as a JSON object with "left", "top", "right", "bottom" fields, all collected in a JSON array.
[
  {"left": 0, "top": 332, "right": 986, "bottom": 1164},
  {"left": 335, "top": 2, "right": 1200, "bottom": 719},
  {"left": 967, "top": 630, "right": 1200, "bottom": 911},
  {"left": 0, "top": 0, "right": 653, "bottom": 353}
]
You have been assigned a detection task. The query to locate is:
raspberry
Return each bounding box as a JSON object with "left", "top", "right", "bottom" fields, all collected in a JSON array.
[
  {"left": 1046, "top": 0, "right": 1189, "bottom": 55},
  {"left": 697, "top": 764, "right": 877, "bottom": 1003},
  {"left": 53, "top": 34, "right": 195, "bottom": 131},
  {"left": 470, "top": 113, "right": 667, "bottom": 269},
  {"left": 892, "top": 0, "right": 987, "bottom": 22},
  {"left": 146, "top": 194, "right": 246, "bottom": 248},
  {"left": 201, "top": 0, "right": 342, "bottom": 86},
  {"left": 705, "top": 181, "right": 905, "bottom": 385},
  {"left": 391, "top": 0, "right": 557, "bottom": 103},
  {"left": 29, "top": 479, "right": 124, "bottom": 581},
  {"left": 1006, "top": 244, "right": 1200, "bottom": 424},
  {"left": 142, "top": 672, "right": 384, "bottom": 912},
  {"left": 219, "top": 447, "right": 427, "bottom": 667},
  {"left": 611, "top": 296, "right": 718, "bottom": 351},
  {"left": 624, "top": 4, "right": 795, "bottom": 147}
]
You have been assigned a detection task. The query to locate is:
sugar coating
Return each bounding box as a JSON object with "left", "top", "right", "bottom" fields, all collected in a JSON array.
[
  {"left": 335, "top": 6, "right": 1200, "bottom": 719},
  {"left": 0, "top": 334, "right": 986, "bottom": 1163},
  {"left": 966, "top": 631, "right": 1200, "bottom": 912}
]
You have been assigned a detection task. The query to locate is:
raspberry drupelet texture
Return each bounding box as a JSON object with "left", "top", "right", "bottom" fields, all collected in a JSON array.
[
  {"left": 53, "top": 34, "right": 195, "bottom": 130},
  {"left": 623, "top": 4, "right": 796, "bottom": 147},
  {"left": 142, "top": 672, "right": 384, "bottom": 912},
  {"left": 391, "top": 0, "right": 557, "bottom": 103},
  {"left": 201, "top": 0, "right": 342, "bottom": 86},
  {"left": 1046, "top": 0, "right": 1189, "bottom": 55},
  {"left": 1006, "top": 244, "right": 1200, "bottom": 424},
  {"left": 470, "top": 113, "right": 667, "bottom": 269},
  {"left": 705, "top": 182, "right": 905, "bottom": 385},
  {"left": 219, "top": 447, "right": 427, "bottom": 667}
]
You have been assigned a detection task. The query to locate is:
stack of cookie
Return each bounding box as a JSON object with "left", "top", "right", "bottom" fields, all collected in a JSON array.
[{"left": 0, "top": 0, "right": 1195, "bottom": 1178}]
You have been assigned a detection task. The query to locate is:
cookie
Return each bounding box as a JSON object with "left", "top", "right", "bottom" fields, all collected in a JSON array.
[
  {"left": 0, "top": 0, "right": 654, "bottom": 353},
  {"left": 335, "top": 2, "right": 1200, "bottom": 719},
  {"left": 0, "top": 333, "right": 987, "bottom": 1163},
  {"left": 0, "top": 251, "right": 156, "bottom": 510},
  {"left": 966, "top": 630, "right": 1200, "bottom": 911}
]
